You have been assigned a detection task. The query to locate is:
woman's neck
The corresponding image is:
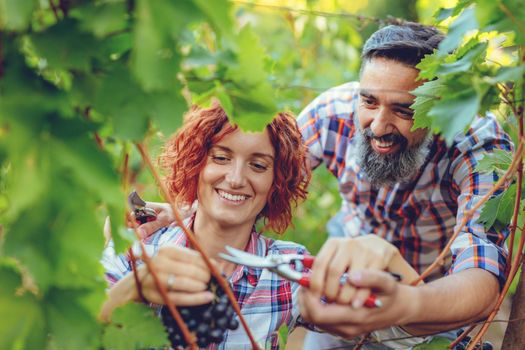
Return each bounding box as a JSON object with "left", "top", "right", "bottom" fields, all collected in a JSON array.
[{"left": 192, "top": 212, "right": 254, "bottom": 275}]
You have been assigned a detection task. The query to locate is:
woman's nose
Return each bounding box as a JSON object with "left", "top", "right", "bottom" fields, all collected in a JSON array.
[{"left": 225, "top": 163, "right": 247, "bottom": 188}]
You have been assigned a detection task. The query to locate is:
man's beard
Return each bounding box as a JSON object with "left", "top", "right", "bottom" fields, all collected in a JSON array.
[{"left": 355, "top": 127, "right": 433, "bottom": 188}]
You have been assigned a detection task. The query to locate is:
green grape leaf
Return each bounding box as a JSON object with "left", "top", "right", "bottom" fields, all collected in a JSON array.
[
  {"left": 437, "top": 42, "right": 487, "bottom": 76},
  {"left": 438, "top": 7, "right": 479, "bottom": 56},
  {"left": 413, "top": 335, "right": 451, "bottom": 349},
  {"left": 192, "top": 0, "right": 233, "bottom": 39},
  {"left": 277, "top": 322, "right": 289, "bottom": 350},
  {"left": 225, "top": 25, "right": 277, "bottom": 131},
  {"left": 52, "top": 135, "right": 123, "bottom": 208},
  {"left": 30, "top": 19, "right": 101, "bottom": 72},
  {"left": 0, "top": 259, "right": 47, "bottom": 350},
  {"left": 132, "top": 0, "right": 182, "bottom": 91},
  {"left": 476, "top": 0, "right": 525, "bottom": 44},
  {"left": 94, "top": 67, "right": 150, "bottom": 140},
  {"left": 0, "top": 0, "right": 37, "bottom": 31},
  {"left": 411, "top": 80, "right": 445, "bottom": 131},
  {"left": 72, "top": 2, "right": 128, "bottom": 38},
  {"left": 427, "top": 87, "right": 480, "bottom": 145},
  {"left": 475, "top": 149, "right": 513, "bottom": 174},
  {"left": 416, "top": 52, "right": 443, "bottom": 81},
  {"left": 102, "top": 304, "right": 168, "bottom": 350},
  {"left": 227, "top": 25, "right": 269, "bottom": 88},
  {"left": 486, "top": 64, "right": 525, "bottom": 84},
  {"left": 478, "top": 184, "right": 516, "bottom": 230},
  {"left": 45, "top": 289, "right": 103, "bottom": 349},
  {"left": 149, "top": 89, "right": 187, "bottom": 135}
]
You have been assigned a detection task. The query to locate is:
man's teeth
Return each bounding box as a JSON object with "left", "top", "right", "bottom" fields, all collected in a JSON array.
[
  {"left": 375, "top": 139, "right": 394, "bottom": 148},
  {"left": 218, "top": 190, "right": 248, "bottom": 202}
]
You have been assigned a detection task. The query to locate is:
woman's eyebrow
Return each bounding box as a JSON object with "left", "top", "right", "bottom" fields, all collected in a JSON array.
[
  {"left": 212, "top": 145, "right": 274, "bottom": 160},
  {"left": 252, "top": 152, "right": 274, "bottom": 161}
]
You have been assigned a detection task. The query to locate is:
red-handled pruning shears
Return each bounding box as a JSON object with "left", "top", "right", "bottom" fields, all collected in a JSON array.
[{"left": 219, "top": 245, "right": 384, "bottom": 308}]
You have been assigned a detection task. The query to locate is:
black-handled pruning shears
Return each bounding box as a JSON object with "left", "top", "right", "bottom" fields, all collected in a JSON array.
[
  {"left": 219, "top": 245, "right": 384, "bottom": 308},
  {"left": 128, "top": 191, "right": 157, "bottom": 225}
]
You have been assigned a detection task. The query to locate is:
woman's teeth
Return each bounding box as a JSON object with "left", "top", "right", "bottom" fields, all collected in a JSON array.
[{"left": 218, "top": 190, "right": 248, "bottom": 202}]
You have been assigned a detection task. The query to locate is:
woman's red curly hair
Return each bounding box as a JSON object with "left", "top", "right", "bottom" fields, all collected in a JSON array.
[{"left": 159, "top": 102, "right": 311, "bottom": 234}]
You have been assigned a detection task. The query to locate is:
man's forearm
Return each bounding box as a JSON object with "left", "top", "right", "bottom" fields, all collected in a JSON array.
[{"left": 403, "top": 268, "right": 499, "bottom": 335}]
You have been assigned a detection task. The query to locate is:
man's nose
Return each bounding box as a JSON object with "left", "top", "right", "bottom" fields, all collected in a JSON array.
[
  {"left": 369, "top": 107, "right": 395, "bottom": 137},
  {"left": 225, "top": 162, "right": 247, "bottom": 188}
]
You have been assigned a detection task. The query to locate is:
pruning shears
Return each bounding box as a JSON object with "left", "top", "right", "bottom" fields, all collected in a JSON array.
[
  {"left": 219, "top": 245, "right": 384, "bottom": 308},
  {"left": 128, "top": 191, "right": 157, "bottom": 225}
]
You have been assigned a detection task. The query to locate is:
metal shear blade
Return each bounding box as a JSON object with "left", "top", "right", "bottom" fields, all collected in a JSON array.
[{"left": 219, "top": 246, "right": 277, "bottom": 268}]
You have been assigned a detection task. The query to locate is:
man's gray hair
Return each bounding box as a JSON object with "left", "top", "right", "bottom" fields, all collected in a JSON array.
[{"left": 362, "top": 22, "right": 444, "bottom": 68}]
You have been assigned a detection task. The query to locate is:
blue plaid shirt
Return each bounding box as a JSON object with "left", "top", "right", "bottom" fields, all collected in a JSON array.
[{"left": 298, "top": 82, "right": 513, "bottom": 285}]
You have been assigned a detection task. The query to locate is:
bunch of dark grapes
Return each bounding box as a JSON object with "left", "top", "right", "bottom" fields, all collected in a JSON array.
[
  {"left": 161, "top": 276, "right": 239, "bottom": 349},
  {"left": 453, "top": 330, "right": 493, "bottom": 350}
]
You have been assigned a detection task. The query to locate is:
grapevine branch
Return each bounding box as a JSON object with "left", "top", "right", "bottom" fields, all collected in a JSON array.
[
  {"left": 48, "top": 0, "right": 60, "bottom": 20},
  {"left": 230, "top": 0, "right": 406, "bottom": 26},
  {"left": 135, "top": 142, "right": 261, "bottom": 350}
]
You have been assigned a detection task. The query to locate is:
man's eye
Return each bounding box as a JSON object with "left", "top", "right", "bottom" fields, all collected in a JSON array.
[
  {"left": 362, "top": 98, "right": 375, "bottom": 106},
  {"left": 397, "top": 110, "right": 414, "bottom": 119}
]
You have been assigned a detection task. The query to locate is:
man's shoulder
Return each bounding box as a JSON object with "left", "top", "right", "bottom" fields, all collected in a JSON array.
[
  {"left": 298, "top": 82, "right": 360, "bottom": 121},
  {"left": 264, "top": 236, "right": 310, "bottom": 256},
  {"left": 451, "top": 114, "right": 513, "bottom": 153},
  {"left": 312, "top": 81, "right": 359, "bottom": 107}
]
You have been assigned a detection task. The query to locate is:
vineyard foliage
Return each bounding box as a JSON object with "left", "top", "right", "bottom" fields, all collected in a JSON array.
[{"left": 0, "top": 0, "right": 524, "bottom": 349}]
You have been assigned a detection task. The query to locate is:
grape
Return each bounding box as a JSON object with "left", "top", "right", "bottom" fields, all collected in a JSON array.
[
  {"left": 160, "top": 276, "right": 240, "bottom": 348},
  {"left": 482, "top": 342, "right": 493, "bottom": 350}
]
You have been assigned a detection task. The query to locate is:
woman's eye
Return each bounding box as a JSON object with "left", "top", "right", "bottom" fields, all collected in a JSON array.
[
  {"left": 211, "top": 155, "right": 229, "bottom": 163},
  {"left": 251, "top": 163, "right": 268, "bottom": 171}
]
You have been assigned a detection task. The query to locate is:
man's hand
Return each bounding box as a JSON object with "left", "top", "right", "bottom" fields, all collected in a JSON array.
[
  {"left": 299, "top": 269, "right": 418, "bottom": 338},
  {"left": 135, "top": 202, "right": 195, "bottom": 238},
  {"left": 309, "top": 236, "right": 400, "bottom": 306}
]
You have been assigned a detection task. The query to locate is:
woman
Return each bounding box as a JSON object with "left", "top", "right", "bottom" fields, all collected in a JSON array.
[{"left": 100, "top": 103, "right": 422, "bottom": 349}]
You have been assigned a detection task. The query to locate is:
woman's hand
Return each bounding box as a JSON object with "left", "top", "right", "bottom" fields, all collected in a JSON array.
[
  {"left": 138, "top": 245, "right": 214, "bottom": 305},
  {"left": 309, "top": 235, "right": 408, "bottom": 306}
]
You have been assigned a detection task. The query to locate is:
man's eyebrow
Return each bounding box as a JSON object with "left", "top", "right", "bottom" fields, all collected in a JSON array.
[
  {"left": 211, "top": 145, "right": 274, "bottom": 160},
  {"left": 359, "top": 90, "right": 376, "bottom": 99},
  {"left": 391, "top": 102, "right": 414, "bottom": 109}
]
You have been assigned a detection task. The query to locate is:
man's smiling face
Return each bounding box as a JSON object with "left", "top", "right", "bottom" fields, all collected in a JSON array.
[{"left": 356, "top": 57, "right": 432, "bottom": 187}]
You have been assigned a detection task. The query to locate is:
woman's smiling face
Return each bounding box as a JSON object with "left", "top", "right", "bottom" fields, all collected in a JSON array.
[{"left": 196, "top": 127, "right": 275, "bottom": 231}]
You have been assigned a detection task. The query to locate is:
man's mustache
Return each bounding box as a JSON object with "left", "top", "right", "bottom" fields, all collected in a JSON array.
[{"left": 362, "top": 128, "right": 407, "bottom": 146}]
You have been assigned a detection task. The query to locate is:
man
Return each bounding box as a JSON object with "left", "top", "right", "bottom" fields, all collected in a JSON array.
[{"left": 298, "top": 22, "right": 511, "bottom": 349}]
